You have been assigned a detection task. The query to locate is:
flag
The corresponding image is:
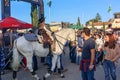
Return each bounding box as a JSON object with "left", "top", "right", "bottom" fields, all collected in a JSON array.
[
  {"left": 108, "top": 6, "right": 112, "bottom": 13},
  {"left": 47, "top": 0, "right": 52, "bottom": 7}
]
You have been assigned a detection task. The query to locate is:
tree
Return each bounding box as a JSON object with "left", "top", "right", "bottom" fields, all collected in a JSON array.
[
  {"left": 92, "top": 20, "right": 95, "bottom": 32},
  {"left": 95, "top": 13, "right": 101, "bottom": 21},
  {"left": 77, "top": 17, "right": 81, "bottom": 26},
  {"left": 31, "top": 4, "right": 38, "bottom": 29},
  {"left": 86, "top": 19, "right": 98, "bottom": 26},
  {"left": 86, "top": 13, "right": 102, "bottom": 26},
  {"left": 102, "top": 23, "right": 105, "bottom": 32},
  {"left": 108, "top": 6, "right": 112, "bottom": 13}
]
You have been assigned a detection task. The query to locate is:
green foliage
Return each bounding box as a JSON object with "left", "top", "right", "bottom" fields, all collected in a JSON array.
[
  {"left": 77, "top": 17, "right": 81, "bottom": 26},
  {"left": 86, "top": 13, "right": 102, "bottom": 26},
  {"left": 102, "top": 23, "right": 105, "bottom": 32},
  {"left": 92, "top": 21, "right": 95, "bottom": 32},
  {"left": 95, "top": 13, "right": 101, "bottom": 21},
  {"left": 85, "top": 19, "right": 98, "bottom": 26},
  {"left": 108, "top": 6, "right": 112, "bottom": 13},
  {"left": 31, "top": 4, "right": 38, "bottom": 28}
]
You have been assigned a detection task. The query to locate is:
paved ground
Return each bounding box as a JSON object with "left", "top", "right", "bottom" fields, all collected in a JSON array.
[{"left": 1, "top": 47, "right": 120, "bottom": 80}]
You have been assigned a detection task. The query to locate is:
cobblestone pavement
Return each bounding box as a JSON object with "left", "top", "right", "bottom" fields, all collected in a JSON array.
[{"left": 1, "top": 47, "right": 120, "bottom": 80}]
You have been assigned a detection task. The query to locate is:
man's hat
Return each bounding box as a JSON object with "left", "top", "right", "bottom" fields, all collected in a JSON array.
[{"left": 38, "top": 17, "right": 45, "bottom": 24}]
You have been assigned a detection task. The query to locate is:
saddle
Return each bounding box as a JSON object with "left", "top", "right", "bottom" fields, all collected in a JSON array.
[{"left": 24, "top": 33, "right": 38, "bottom": 41}]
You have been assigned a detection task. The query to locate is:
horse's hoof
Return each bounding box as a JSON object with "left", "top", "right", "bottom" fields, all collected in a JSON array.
[{"left": 60, "top": 74, "right": 65, "bottom": 78}]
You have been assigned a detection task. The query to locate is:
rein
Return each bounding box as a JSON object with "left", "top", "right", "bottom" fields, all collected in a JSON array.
[
  {"left": 52, "top": 33, "right": 66, "bottom": 54},
  {"left": 54, "top": 34, "right": 68, "bottom": 41}
]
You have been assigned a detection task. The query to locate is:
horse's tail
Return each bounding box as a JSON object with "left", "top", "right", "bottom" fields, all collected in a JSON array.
[{"left": 12, "top": 40, "right": 21, "bottom": 71}]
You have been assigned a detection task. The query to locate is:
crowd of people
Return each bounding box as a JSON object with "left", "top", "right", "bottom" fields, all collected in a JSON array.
[{"left": 73, "top": 26, "right": 120, "bottom": 80}]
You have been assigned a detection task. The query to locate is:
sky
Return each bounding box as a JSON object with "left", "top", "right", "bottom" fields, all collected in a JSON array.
[{"left": 0, "top": 0, "right": 120, "bottom": 25}]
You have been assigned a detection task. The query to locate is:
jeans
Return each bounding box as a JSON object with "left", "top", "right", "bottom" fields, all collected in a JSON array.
[
  {"left": 96, "top": 51, "right": 103, "bottom": 64},
  {"left": 45, "top": 55, "right": 52, "bottom": 69},
  {"left": 41, "top": 57, "right": 45, "bottom": 63},
  {"left": 81, "top": 62, "right": 95, "bottom": 80},
  {"left": 59, "top": 54, "right": 63, "bottom": 70},
  {"left": 70, "top": 46, "right": 76, "bottom": 63},
  {"left": 103, "top": 59, "right": 116, "bottom": 80},
  {"left": 81, "top": 69, "right": 95, "bottom": 80},
  {"left": 76, "top": 55, "right": 81, "bottom": 65}
]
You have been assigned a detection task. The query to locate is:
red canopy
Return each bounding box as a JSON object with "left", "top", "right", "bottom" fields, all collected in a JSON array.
[{"left": 0, "top": 16, "right": 32, "bottom": 29}]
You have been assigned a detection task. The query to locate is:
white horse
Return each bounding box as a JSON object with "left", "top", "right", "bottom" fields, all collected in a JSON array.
[
  {"left": 43, "top": 28, "right": 77, "bottom": 80},
  {"left": 12, "top": 28, "right": 76, "bottom": 80},
  {"left": 12, "top": 35, "right": 49, "bottom": 80}
]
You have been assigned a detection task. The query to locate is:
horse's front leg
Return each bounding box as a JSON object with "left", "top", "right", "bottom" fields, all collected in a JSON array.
[
  {"left": 43, "top": 54, "right": 58, "bottom": 80},
  {"left": 26, "top": 54, "right": 40, "bottom": 80},
  {"left": 57, "top": 55, "right": 65, "bottom": 78}
]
